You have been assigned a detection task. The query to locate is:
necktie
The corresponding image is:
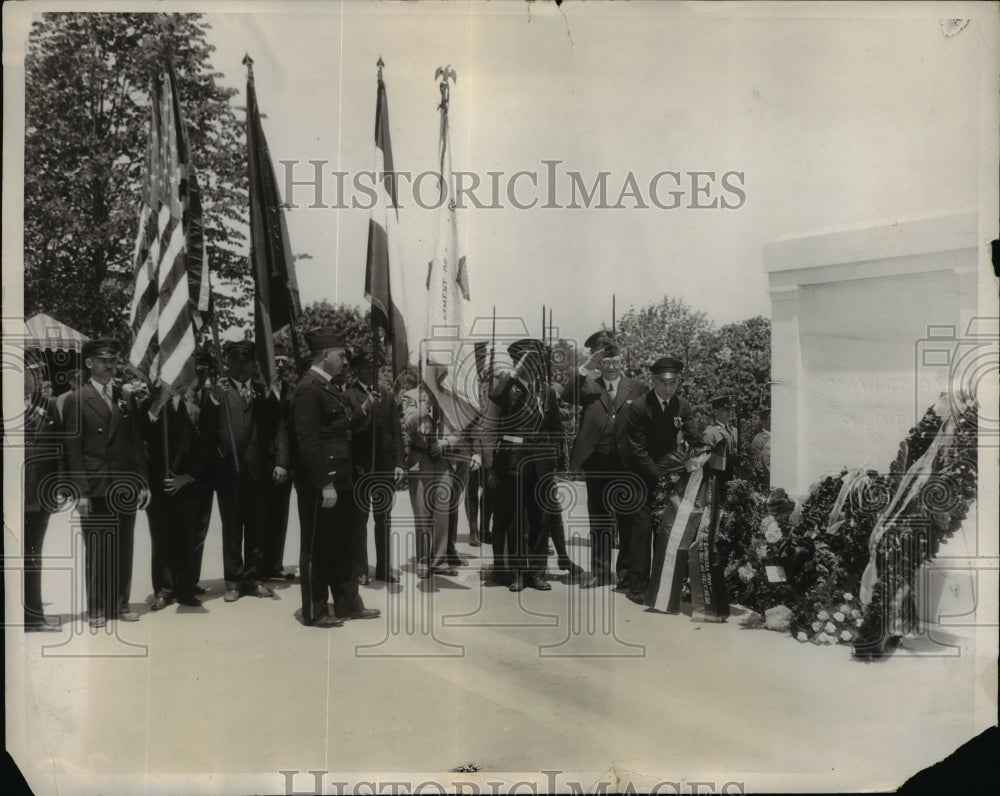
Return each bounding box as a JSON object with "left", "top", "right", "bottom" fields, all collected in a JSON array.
[
  {"left": 103, "top": 383, "right": 114, "bottom": 410},
  {"left": 607, "top": 382, "right": 615, "bottom": 400},
  {"left": 239, "top": 382, "right": 251, "bottom": 404}
]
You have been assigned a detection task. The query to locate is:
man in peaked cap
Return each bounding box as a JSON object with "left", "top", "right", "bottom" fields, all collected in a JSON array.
[
  {"left": 344, "top": 347, "right": 405, "bottom": 584},
  {"left": 282, "top": 327, "right": 379, "bottom": 627},
  {"left": 63, "top": 338, "right": 150, "bottom": 627},
  {"left": 200, "top": 338, "right": 276, "bottom": 602},
  {"left": 485, "top": 338, "right": 564, "bottom": 591},
  {"left": 624, "top": 356, "right": 702, "bottom": 603},
  {"left": 561, "top": 330, "right": 645, "bottom": 589}
]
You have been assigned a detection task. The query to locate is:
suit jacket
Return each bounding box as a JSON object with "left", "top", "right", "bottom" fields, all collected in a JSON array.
[
  {"left": 140, "top": 397, "right": 210, "bottom": 493},
  {"left": 402, "top": 390, "right": 480, "bottom": 476},
  {"left": 563, "top": 372, "right": 644, "bottom": 471},
  {"left": 199, "top": 378, "right": 274, "bottom": 482},
  {"left": 62, "top": 382, "right": 149, "bottom": 499},
  {"left": 626, "top": 390, "right": 701, "bottom": 490},
  {"left": 23, "top": 397, "right": 62, "bottom": 513},
  {"left": 345, "top": 381, "right": 405, "bottom": 475},
  {"left": 487, "top": 372, "right": 564, "bottom": 478},
  {"left": 286, "top": 370, "right": 356, "bottom": 492}
]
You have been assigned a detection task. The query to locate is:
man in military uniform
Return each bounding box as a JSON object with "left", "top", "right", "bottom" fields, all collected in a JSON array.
[
  {"left": 562, "top": 332, "right": 645, "bottom": 589},
  {"left": 750, "top": 405, "right": 771, "bottom": 491},
  {"left": 200, "top": 340, "right": 275, "bottom": 602},
  {"left": 625, "top": 356, "right": 701, "bottom": 603},
  {"left": 487, "top": 338, "right": 564, "bottom": 592},
  {"left": 345, "top": 347, "right": 405, "bottom": 584},
  {"left": 285, "top": 328, "right": 380, "bottom": 627},
  {"left": 62, "top": 339, "right": 150, "bottom": 627}
]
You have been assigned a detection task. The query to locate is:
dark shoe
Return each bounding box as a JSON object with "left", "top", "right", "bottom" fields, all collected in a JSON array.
[
  {"left": 627, "top": 591, "right": 647, "bottom": 605},
  {"left": 529, "top": 578, "right": 552, "bottom": 591},
  {"left": 176, "top": 597, "right": 203, "bottom": 607},
  {"left": 615, "top": 579, "right": 628, "bottom": 592},
  {"left": 375, "top": 572, "right": 400, "bottom": 584},
  {"left": 432, "top": 567, "right": 459, "bottom": 577},
  {"left": 252, "top": 583, "right": 275, "bottom": 598},
  {"left": 509, "top": 574, "right": 524, "bottom": 592},
  {"left": 88, "top": 614, "right": 107, "bottom": 629},
  {"left": 150, "top": 594, "right": 173, "bottom": 611},
  {"left": 117, "top": 610, "right": 140, "bottom": 622},
  {"left": 224, "top": 588, "right": 240, "bottom": 602},
  {"left": 448, "top": 556, "right": 468, "bottom": 568},
  {"left": 309, "top": 614, "right": 345, "bottom": 628},
  {"left": 268, "top": 569, "right": 295, "bottom": 581},
  {"left": 580, "top": 574, "right": 610, "bottom": 589},
  {"left": 339, "top": 607, "right": 381, "bottom": 620},
  {"left": 25, "top": 620, "right": 61, "bottom": 633},
  {"left": 469, "top": 533, "right": 481, "bottom": 547},
  {"left": 194, "top": 585, "right": 207, "bottom": 595},
  {"left": 358, "top": 574, "right": 371, "bottom": 586}
]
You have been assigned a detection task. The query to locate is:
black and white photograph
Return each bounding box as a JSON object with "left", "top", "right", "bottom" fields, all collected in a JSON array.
[{"left": 3, "top": 1, "right": 998, "bottom": 793}]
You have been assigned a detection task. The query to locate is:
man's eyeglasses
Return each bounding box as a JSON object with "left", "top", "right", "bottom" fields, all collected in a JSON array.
[{"left": 600, "top": 357, "right": 623, "bottom": 368}]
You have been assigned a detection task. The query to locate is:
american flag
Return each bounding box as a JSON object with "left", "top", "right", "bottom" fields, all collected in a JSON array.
[{"left": 128, "top": 60, "right": 205, "bottom": 417}]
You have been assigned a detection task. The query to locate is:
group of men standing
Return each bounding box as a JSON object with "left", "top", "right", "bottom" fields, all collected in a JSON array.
[{"left": 22, "top": 321, "right": 748, "bottom": 633}]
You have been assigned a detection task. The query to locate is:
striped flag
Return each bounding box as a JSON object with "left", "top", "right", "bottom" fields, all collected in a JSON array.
[
  {"left": 365, "top": 59, "right": 410, "bottom": 376},
  {"left": 422, "top": 69, "right": 480, "bottom": 431},
  {"left": 245, "top": 55, "right": 301, "bottom": 386},
  {"left": 128, "top": 59, "right": 201, "bottom": 417}
]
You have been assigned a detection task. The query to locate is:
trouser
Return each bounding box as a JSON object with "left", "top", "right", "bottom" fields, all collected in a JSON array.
[
  {"left": 491, "top": 469, "right": 550, "bottom": 581},
  {"left": 262, "top": 476, "right": 293, "bottom": 575},
  {"left": 24, "top": 510, "right": 51, "bottom": 623},
  {"left": 408, "top": 467, "right": 458, "bottom": 570},
  {"left": 218, "top": 472, "right": 266, "bottom": 589},
  {"left": 192, "top": 486, "right": 214, "bottom": 584},
  {"left": 448, "top": 461, "right": 470, "bottom": 558},
  {"left": 582, "top": 452, "right": 631, "bottom": 581},
  {"left": 80, "top": 496, "right": 137, "bottom": 618},
  {"left": 297, "top": 486, "right": 361, "bottom": 620},
  {"left": 465, "top": 467, "right": 481, "bottom": 534},
  {"left": 352, "top": 472, "right": 397, "bottom": 578},
  {"left": 147, "top": 488, "right": 199, "bottom": 602}
]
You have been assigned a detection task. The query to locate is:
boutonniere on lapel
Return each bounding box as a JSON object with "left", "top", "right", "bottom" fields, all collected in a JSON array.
[
  {"left": 673, "top": 416, "right": 683, "bottom": 430},
  {"left": 111, "top": 385, "right": 130, "bottom": 416}
]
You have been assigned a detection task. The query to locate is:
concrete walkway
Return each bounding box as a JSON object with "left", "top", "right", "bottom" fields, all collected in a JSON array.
[{"left": 5, "top": 483, "right": 991, "bottom": 794}]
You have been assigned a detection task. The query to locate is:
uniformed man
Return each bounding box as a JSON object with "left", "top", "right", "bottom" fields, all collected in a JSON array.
[
  {"left": 345, "top": 347, "right": 405, "bottom": 584},
  {"left": 750, "top": 405, "right": 771, "bottom": 491},
  {"left": 200, "top": 339, "right": 274, "bottom": 602},
  {"left": 285, "top": 328, "right": 380, "bottom": 627},
  {"left": 487, "top": 338, "right": 564, "bottom": 591},
  {"left": 625, "top": 356, "right": 701, "bottom": 603},
  {"left": 22, "top": 355, "right": 64, "bottom": 631},
  {"left": 562, "top": 331, "right": 645, "bottom": 589},
  {"left": 62, "top": 339, "right": 150, "bottom": 627}
]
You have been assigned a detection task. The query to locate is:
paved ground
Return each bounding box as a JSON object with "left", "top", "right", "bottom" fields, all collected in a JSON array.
[{"left": 5, "top": 483, "right": 993, "bottom": 794}]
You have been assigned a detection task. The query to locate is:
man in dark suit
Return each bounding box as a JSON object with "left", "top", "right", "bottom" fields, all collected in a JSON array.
[
  {"left": 625, "top": 356, "right": 702, "bottom": 602},
  {"left": 141, "top": 385, "right": 210, "bottom": 609},
  {"left": 260, "top": 343, "right": 296, "bottom": 581},
  {"left": 487, "top": 339, "right": 564, "bottom": 592},
  {"left": 62, "top": 339, "right": 150, "bottom": 627},
  {"left": 562, "top": 332, "right": 645, "bottom": 589},
  {"left": 345, "top": 348, "right": 405, "bottom": 584},
  {"left": 200, "top": 340, "right": 275, "bottom": 603},
  {"left": 189, "top": 349, "right": 215, "bottom": 595},
  {"left": 283, "top": 328, "right": 380, "bottom": 627},
  {"left": 22, "top": 355, "right": 64, "bottom": 632}
]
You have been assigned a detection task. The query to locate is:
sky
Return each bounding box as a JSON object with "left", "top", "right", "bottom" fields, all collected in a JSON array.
[{"left": 4, "top": 1, "right": 989, "bottom": 348}]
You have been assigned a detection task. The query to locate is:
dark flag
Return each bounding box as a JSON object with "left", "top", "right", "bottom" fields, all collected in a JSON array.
[
  {"left": 245, "top": 54, "right": 301, "bottom": 386},
  {"left": 365, "top": 58, "right": 410, "bottom": 376},
  {"left": 128, "top": 58, "right": 201, "bottom": 418}
]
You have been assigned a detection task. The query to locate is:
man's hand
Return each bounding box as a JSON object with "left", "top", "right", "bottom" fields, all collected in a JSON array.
[
  {"left": 273, "top": 466, "right": 288, "bottom": 485},
  {"left": 137, "top": 488, "right": 151, "bottom": 511},
  {"left": 321, "top": 484, "right": 338, "bottom": 508},
  {"left": 76, "top": 496, "right": 91, "bottom": 516},
  {"left": 470, "top": 453, "right": 482, "bottom": 472},
  {"left": 163, "top": 474, "right": 194, "bottom": 496},
  {"left": 581, "top": 349, "right": 603, "bottom": 371},
  {"left": 394, "top": 466, "right": 405, "bottom": 486},
  {"left": 209, "top": 382, "right": 229, "bottom": 404},
  {"left": 362, "top": 392, "right": 380, "bottom": 415}
]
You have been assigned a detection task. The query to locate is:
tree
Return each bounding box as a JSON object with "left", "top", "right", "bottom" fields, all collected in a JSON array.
[{"left": 24, "top": 12, "right": 250, "bottom": 339}]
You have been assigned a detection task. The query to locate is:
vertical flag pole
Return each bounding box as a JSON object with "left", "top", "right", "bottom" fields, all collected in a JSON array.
[{"left": 209, "top": 315, "right": 241, "bottom": 476}]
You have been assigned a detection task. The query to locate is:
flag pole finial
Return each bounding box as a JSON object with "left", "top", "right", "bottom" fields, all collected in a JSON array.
[
  {"left": 435, "top": 65, "right": 457, "bottom": 109},
  {"left": 377, "top": 55, "right": 384, "bottom": 80},
  {"left": 242, "top": 52, "right": 254, "bottom": 78}
]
